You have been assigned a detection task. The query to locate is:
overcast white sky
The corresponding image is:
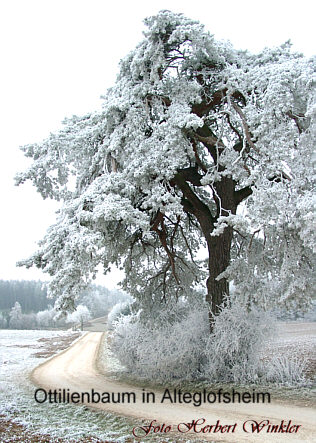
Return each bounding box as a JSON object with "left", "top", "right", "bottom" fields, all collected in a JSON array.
[{"left": 0, "top": 0, "right": 315, "bottom": 288}]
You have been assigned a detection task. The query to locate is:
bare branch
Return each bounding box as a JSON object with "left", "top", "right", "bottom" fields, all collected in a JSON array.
[
  {"left": 195, "top": 133, "right": 225, "bottom": 149},
  {"left": 231, "top": 103, "right": 259, "bottom": 154},
  {"left": 248, "top": 229, "right": 260, "bottom": 250},
  {"left": 110, "top": 155, "right": 117, "bottom": 172},
  {"left": 286, "top": 110, "right": 304, "bottom": 134},
  {"left": 150, "top": 212, "right": 181, "bottom": 286}
]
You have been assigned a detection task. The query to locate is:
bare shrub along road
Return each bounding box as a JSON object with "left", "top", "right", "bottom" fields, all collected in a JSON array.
[{"left": 31, "top": 332, "right": 316, "bottom": 442}]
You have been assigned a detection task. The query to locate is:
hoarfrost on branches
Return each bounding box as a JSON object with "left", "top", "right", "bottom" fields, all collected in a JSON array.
[
  {"left": 107, "top": 301, "right": 132, "bottom": 330},
  {"left": 110, "top": 299, "right": 209, "bottom": 382},
  {"left": 66, "top": 304, "right": 91, "bottom": 330},
  {"left": 110, "top": 298, "right": 310, "bottom": 384},
  {"left": 205, "top": 302, "right": 273, "bottom": 383},
  {"left": 16, "top": 11, "right": 315, "bottom": 325}
]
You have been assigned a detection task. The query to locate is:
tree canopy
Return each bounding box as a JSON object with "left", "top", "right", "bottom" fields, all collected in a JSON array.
[{"left": 17, "top": 11, "right": 315, "bottom": 319}]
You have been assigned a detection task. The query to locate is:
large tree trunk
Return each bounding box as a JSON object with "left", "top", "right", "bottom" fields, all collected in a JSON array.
[
  {"left": 173, "top": 171, "right": 236, "bottom": 331},
  {"left": 204, "top": 177, "right": 236, "bottom": 330},
  {"left": 206, "top": 225, "right": 233, "bottom": 328}
]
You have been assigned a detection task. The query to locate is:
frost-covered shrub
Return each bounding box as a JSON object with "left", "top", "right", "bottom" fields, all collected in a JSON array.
[
  {"left": 107, "top": 301, "right": 132, "bottom": 330},
  {"left": 36, "top": 307, "right": 58, "bottom": 328},
  {"left": 264, "top": 355, "right": 307, "bottom": 385},
  {"left": 110, "top": 301, "right": 209, "bottom": 382},
  {"left": 110, "top": 298, "right": 308, "bottom": 386},
  {"left": 205, "top": 302, "right": 274, "bottom": 383}
]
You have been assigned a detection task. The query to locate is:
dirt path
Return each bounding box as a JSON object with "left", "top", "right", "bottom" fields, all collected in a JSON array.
[{"left": 31, "top": 332, "right": 316, "bottom": 442}]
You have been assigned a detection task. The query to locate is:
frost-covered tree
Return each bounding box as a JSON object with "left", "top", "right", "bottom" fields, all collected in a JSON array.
[
  {"left": 66, "top": 305, "right": 91, "bottom": 330},
  {"left": 16, "top": 11, "right": 315, "bottom": 325},
  {"left": 78, "top": 285, "right": 131, "bottom": 317},
  {"left": 36, "top": 306, "right": 57, "bottom": 328},
  {"left": 9, "top": 302, "right": 23, "bottom": 329},
  {"left": 20, "top": 312, "right": 37, "bottom": 329}
]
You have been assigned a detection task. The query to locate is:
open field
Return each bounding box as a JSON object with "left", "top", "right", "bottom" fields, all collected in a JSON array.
[
  {"left": 269, "top": 322, "right": 316, "bottom": 381},
  {"left": 0, "top": 322, "right": 315, "bottom": 442}
]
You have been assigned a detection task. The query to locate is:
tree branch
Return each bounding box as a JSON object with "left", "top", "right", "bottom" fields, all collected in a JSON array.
[
  {"left": 191, "top": 139, "right": 208, "bottom": 172},
  {"left": 192, "top": 89, "right": 226, "bottom": 117},
  {"left": 231, "top": 103, "right": 259, "bottom": 154},
  {"left": 286, "top": 110, "right": 304, "bottom": 134},
  {"left": 172, "top": 172, "right": 215, "bottom": 240},
  {"left": 150, "top": 214, "right": 181, "bottom": 286},
  {"left": 192, "top": 89, "right": 246, "bottom": 117},
  {"left": 150, "top": 210, "right": 164, "bottom": 231},
  {"left": 194, "top": 124, "right": 225, "bottom": 163},
  {"left": 176, "top": 166, "right": 203, "bottom": 186},
  {"left": 234, "top": 186, "right": 253, "bottom": 205}
]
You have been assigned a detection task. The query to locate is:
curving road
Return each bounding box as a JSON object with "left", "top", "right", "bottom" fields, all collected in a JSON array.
[{"left": 31, "top": 332, "right": 316, "bottom": 442}]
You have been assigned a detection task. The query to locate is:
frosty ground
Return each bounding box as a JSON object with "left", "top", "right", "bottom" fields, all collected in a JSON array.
[
  {"left": 0, "top": 329, "right": 142, "bottom": 442},
  {"left": 1, "top": 321, "right": 315, "bottom": 442}
]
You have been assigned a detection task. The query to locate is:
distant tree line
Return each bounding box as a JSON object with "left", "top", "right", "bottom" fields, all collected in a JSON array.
[
  {"left": 0, "top": 280, "right": 49, "bottom": 313},
  {"left": 0, "top": 279, "right": 131, "bottom": 329}
]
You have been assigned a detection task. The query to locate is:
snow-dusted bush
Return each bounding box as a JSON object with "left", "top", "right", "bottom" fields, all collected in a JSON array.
[
  {"left": 36, "top": 307, "right": 57, "bottom": 328},
  {"left": 111, "top": 301, "right": 209, "bottom": 382},
  {"left": 264, "top": 355, "right": 307, "bottom": 385},
  {"left": 111, "top": 299, "right": 278, "bottom": 383},
  {"left": 107, "top": 301, "right": 131, "bottom": 330},
  {"left": 205, "top": 302, "right": 274, "bottom": 383},
  {"left": 110, "top": 298, "right": 309, "bottom": 386}
]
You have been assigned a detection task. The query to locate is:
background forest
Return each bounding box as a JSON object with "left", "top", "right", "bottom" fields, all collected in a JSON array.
[{"left": 0, "top": 280, "right": 129, "bottom": 329}]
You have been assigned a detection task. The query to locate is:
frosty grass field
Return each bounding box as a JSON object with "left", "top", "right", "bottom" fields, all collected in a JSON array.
[{"left": 0, "top": 330, "right": 141, "bottom": 442}]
